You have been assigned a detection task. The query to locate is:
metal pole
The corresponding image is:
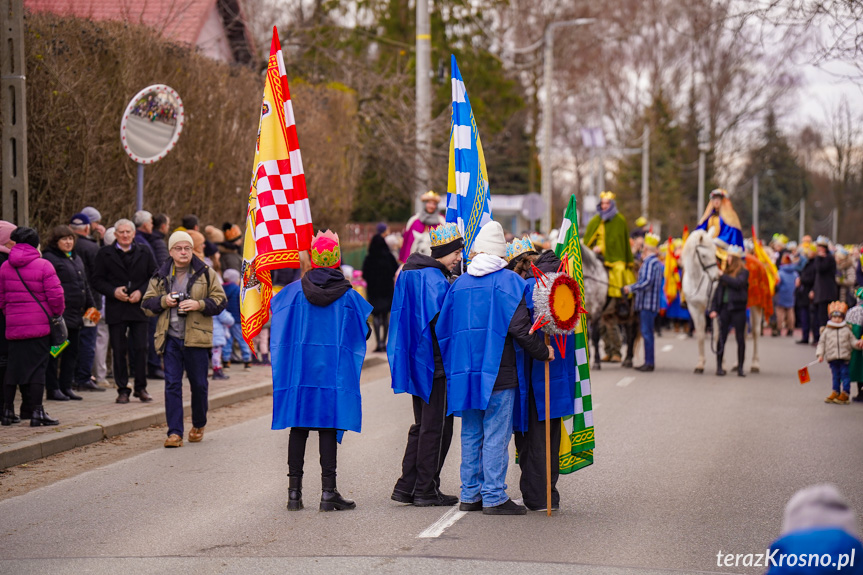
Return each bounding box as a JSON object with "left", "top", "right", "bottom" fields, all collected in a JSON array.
[
  {"left": 753, "top": 175, "right": 759, "bottom": 239},
  {"left": 697, "top": 149, "right": 706, "bottom": 220},
  {"left": 540, "top": 26, "right": 554, "bottom": 233},
  {"left": 415, "top": 0, "right": 431, "bottom": 213},
  {"left": 1, "top": 0, "right": 29, "bottom": 226},
  {"left": 798, "top": 199, "right": 805, "bottom": 243},
  {"left": 540, "top": 18, "right": 595, "bottom": 234},
  {"left": 832, "top": 207, "right": 838, "bottom": 243},
  {"left": 136, "top": 164, "right": 144, "bottom": 211},
  {"left": 641, "top": 125, "right": 649, "bottom": 217}
]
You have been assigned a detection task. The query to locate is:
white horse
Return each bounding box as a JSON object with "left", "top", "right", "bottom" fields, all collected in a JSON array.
[
  {"left": 680, "top": 229, "right": 720, "bottom": 373},
  {"left": 578, "top": 242, "right": 609, "bottom": 368}
]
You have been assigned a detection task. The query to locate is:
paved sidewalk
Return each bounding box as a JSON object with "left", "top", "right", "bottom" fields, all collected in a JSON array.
[{"left": 1, "top": 337, "right": 389, "bottom": 469}]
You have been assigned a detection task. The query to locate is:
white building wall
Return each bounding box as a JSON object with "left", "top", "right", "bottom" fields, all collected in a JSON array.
[{"left": 196, "top": 4, "right": 233, "bottom": 63}]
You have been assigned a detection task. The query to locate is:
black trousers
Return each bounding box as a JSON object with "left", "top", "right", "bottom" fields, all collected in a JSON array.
[
  {"left": 109, "top": 321, "right": 148, "bottom": 395},
  {"left": 47, "top": 327, "right": 80, "bottom": 393},
  {"left": 717, "top": 308, "right": 746, "bottom": 369},
  {"left": 813, "top": 302, "right": 829, "bottom": 343},
  {"left": 393, "top": 375, "right": 454, "bottom": 498},
  {"left": 288, "top": 428, "right": 337, "bottom": 479},
  {"left": 514, "top": 388, "right": 561, "bottom": 510}
]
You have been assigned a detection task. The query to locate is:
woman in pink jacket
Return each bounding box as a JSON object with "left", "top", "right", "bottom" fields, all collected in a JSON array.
[{"left": 0, "top": 227, "right": 65, "bottom": 426}]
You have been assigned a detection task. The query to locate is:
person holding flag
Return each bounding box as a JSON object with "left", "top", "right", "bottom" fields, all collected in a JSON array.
[
  {"left": 622, "top": 233, "right": 664, "bottom": 372},
  {"left": 270, "top": 231, "right": 372, "bottom": 512},
  {"left": 388, "top": 223, "right": 464, "bottom": 507},
  {"left": 445, "top": 55, "right": 493, "bottom": 260},
  {"left": 240, "top": 27, "right": 313, "bottom": 354}
]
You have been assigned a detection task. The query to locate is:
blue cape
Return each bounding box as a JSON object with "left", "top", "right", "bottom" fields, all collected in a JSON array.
[
  {"left": 514, "top": 279, "right": 576, "bottom": 432},
  {"left": 270, "top": 282, "right": 372, "bottom": 434},
  {"left": 435, "top": 269, "right": 527, "bottom": 415},
  {"left": 387, "top": 265, "right": 450, "bottom": 402},
  {"left": 696, "top": 212, "right": 744, "bottom": 248},
  {"left": 766, "top": 528, "right": 863, "bottom": 574}
]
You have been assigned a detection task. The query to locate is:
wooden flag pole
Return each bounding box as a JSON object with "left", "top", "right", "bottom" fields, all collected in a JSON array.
[{"left": 544, "top": 333, "right": 552, "bottom": 517}]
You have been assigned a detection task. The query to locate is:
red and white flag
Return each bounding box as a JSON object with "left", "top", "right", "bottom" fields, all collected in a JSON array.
[{"left": 241, "top": 27, "right": 313, "bottom": 349}]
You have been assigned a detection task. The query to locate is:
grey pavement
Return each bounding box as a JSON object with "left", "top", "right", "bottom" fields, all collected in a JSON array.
[{"left": 0, "top": 330, "right": 861, "bottom": 574}]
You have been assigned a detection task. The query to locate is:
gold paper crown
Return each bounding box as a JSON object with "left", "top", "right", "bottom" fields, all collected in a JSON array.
[
  {"left": 310, "top": 230, "right": 341, "bottom": 268},
  {"left": 429, "top": 222, "right": 461, "bottom": 248},
  {"left": 599, "top": 191, "right": 616, "bottom": 201},
  {"left": 644, "top": 233, "right": 660, "bottom": 248},
  {"left": 828, "top": 301, "right": 848, "bottom": 316},
  {"left": 634, "top": 216, "right": 647, "bottom": 227},
  {"left": 505, "top": 236, "right": 535, "bottom": 262},
  {"left": 420, "top": 190, "right": 441, "bottom": 203}
]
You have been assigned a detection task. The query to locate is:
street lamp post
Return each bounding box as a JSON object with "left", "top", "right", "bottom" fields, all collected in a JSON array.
[
  {"left": 697, "top": 135, "right": 709, "bottom": 220},
  {"left": 415, "top": 0, "right": 431, "bottom": 213},
  {"left": 541, "top": 18, "right": 595, "bottom": 233}
]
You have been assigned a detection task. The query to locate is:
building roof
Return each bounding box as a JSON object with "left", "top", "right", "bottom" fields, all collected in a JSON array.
[{"left": 25, "top": 0, "right": 255, "bottom": 64}]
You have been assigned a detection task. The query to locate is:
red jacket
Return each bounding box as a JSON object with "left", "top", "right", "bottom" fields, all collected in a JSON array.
[{"left": 0, "top": 244, "right": 65, "bottom": 340}]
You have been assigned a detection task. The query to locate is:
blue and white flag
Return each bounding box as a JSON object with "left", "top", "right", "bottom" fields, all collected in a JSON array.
[{"left": 446, "top": 55, "right": 492, "bottom": 258}]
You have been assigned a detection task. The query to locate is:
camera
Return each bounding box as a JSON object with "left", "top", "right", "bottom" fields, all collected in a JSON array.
[{"left": 169, "top": 292, "right": 189, "bottom": 316}]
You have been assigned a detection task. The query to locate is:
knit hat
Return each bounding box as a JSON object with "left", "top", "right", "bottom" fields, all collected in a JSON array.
[
  {"left": 81, "top": 206, "right": 101, "bottom": 224},
  {"left": 187, "top": 230, "right": 206, "bottom": 258},
  {"left": 10, "top": 226, "right": 39, "bottom": 249},
  {"left": 70, "top": 213, "right": 90, "bottom": 226},
  {"left": 781, "top": 484, "right": 858, "bottom": 537},
  {"left": 470, "top": 221, "right": 506, "bottom": 258},
  {"left": 168, "top": 230, "right": 194, "bottom": 251},
  {"left": 0, "top": 221, "right": 17, "bottom": 254},
  {"left": 204, "top": 225, "right": 225, "bottom": 244},
  {"left": 223, "top": 268, "right": 242, "bottom": 285},
  {"left": 224, "top": 224, "right": 242, "bottom": 242}
]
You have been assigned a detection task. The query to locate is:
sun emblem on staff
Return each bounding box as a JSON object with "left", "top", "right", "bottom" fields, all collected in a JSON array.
[{"left": 529, "top": 255, "right": 586, "bottom": 358}]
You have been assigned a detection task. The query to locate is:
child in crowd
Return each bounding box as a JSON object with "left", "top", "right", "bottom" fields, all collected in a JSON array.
[
  {"left": 221, "top": 269, "right": 252, "bottom": 369},
  {"left": 816, "top": 301, "right": 863, "bottom": 405},
  {"left": 211, "top": 307, "right": 234, "bottom": 380}
]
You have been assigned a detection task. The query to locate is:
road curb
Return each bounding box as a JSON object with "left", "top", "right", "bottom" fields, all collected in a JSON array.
[{"left": 0, "top": 380, "right": 273, "bottom": 470}]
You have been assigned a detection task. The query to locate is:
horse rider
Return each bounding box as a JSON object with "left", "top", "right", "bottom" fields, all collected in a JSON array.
[
  {"left": 584, "top": 191, "right": 636, "bottom": 364},
  {"left": 696, "top": 188, "right": 744, "bottom": 250}
]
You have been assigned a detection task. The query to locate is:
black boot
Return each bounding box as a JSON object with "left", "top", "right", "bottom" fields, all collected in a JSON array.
[
  {"left": 46, "top": 389, "right": 70, "bottom": 401},
  {"left": 1, "top": 407, "right": 19, "bottom": 426},
  {"left": 716, "top": 354, "right": 726, "bottom": 376},
  {"left": 62, "top": 388, "right": 83, "bottom": 400},
  {"left": 853, "top": 383, "right": 863, "bottom": 403},
  {"left": 320, "top": 476, "right": 355, "bottom": 511},
  {"left": 287, "top": 476, "right": 303, "bottom": 511},
  {"left": 737, "top": 366, "right": 746, "bottom": 377},
  {"left": 30, "top": 406, "right": 59, "bottom": 427}
]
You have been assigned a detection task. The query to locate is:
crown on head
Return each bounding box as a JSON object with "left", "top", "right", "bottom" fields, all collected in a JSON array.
[
  {"left": 429, "top": 222, "right": 461, "bottom": 248},
  {"left": 310, "top": 230, "right": 341, "bottom": 268},
  {"left": 710, "top": 188, "right": 728, "bottom": 199},
  {"left": 644, "top": 233, "right": 660, "bottom": 248},
  {"left": 420, "top": 190, "right": 441, "bottom": 203},
  {"left": 599, "top": 191, "right": 616, "bottom": 201},
  {"left": 505, "top": 236, "right": 536, "bottom": 262},
  {"left": 828, "top": 301, "right": 848, "bottom": 316}
]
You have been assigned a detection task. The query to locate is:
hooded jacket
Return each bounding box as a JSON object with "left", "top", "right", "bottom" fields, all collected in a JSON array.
[
  {"left": 815, "top": 321, "right": 858, "bottom": 362},
  {"left": 0, "top": 244, "right": 65, "bottom": 339},
  {"left": 43, "top": 246, "right": 96, "bottom": 330}
]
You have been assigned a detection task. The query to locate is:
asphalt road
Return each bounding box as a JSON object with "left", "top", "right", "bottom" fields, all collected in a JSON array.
[{"left": 1, "top": 332, "right": 860, "bottom": 575}]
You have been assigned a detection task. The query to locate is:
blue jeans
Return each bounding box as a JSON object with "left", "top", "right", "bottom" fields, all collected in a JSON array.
[
  {"left": 223, "top": 322, "right": 251, "bottom": 362},
  {"left": 829, "top": 360, "right": 850, "bottom": 394},
  {"left": 459, "top": 388, "right": 516, "bottom": 507},
  {"left": 163, "top": 336, "right": 210, "bottom": 437},
  {"left": 639, "top": 310, "right": 657, "bottom": 366},
  {"left": 74, "top": 325, "right": 98, "bottom": 385}
]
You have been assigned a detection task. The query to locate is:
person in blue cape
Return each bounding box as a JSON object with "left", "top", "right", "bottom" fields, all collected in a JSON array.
[
  {"left": 389, "top": 222, "right": 464, "bottom": 507},
  {"left": 507, "top": 243, "right": 576, "bottom": 512},
  {"left": 435, "top": 221, "right": 553, "bottom": 516},
  {"left": 766, "top": 484, "right": 863, "bottom": 574},
  {"left": 270, "top": 230, "right": 372, "bottom": 512},
  {"left": 696, "top": 188, "right": 744, "bottom": 249}
]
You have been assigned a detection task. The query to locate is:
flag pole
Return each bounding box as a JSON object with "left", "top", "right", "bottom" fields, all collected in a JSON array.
[{"left": 544, "top": 333, "right": 552, "bottom": 517}]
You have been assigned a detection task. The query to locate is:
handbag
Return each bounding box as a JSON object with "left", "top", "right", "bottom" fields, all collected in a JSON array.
[{"left": 14, "top": 267, "right": 68, "bottom": 347}]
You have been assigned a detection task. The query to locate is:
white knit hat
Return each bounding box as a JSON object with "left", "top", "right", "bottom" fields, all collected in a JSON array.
[
  {"left": 168, "top": 231, "right": 194, "bottom": 251},
  {"left": 470, "top": 221, "right": 506, "bottom": 258}
]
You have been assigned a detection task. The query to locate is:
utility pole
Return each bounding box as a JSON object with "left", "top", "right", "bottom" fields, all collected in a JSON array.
[
  {"left": 540, "top": 18, "right": 594, "bottom": 233},
  {"left": 752, "top": 175, "right": 759, "bottom": 239},
  {"left": 832, "top": 207, "right": 838, "bottom": 243},
  {"left": 798, "top": 200, "right": 805, "bottom": 244},
  {"left": 1, "top": 0, "right": 29, "bottom": 226},
  {"left": 641, "top": 125, "right": 649, "bottom": 218},
  {"left": 697, "top": 149, "right": 706, "bottom": 219},
  {"left": 415, "top": 0, "right": 431, "bottom": 212}
]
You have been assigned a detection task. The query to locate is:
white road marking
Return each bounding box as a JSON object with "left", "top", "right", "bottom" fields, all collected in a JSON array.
[
  {"left": 661, "top": 344, "right": 674, "bottom": 352},
  {"left": 616, "top": 376, "right": 635, "bottom": 387},
  {"left": 418, "top": 507, "right": 467, "bottom": 538}
]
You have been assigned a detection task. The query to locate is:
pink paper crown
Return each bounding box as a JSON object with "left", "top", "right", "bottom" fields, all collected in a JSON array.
[{"left": 311, "top": 230, "right": 341, "bottom": 268}]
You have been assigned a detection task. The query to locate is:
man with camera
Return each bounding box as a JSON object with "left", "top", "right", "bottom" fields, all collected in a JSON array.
[
  {"left": 93, "top": 219, "right": 157, "bottom": 404},
  {"left": 142, "top": 231, "right": 226, "bottom": 448}
]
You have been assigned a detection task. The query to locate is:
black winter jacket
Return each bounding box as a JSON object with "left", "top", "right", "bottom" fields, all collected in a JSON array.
[
  {"left": 710, "top": 269, "right": 749, "bottom": 313},
  {"left": 495, "top": 296, "right": 549, "bottom": 391},
  {"left": 813, "top": 255, "right": 838, "bottom": 304},
  {"left": 92, "top": 242, "right": 156, "bottom": 324},
  {"left": 44, "top": 247, "right": 96, "bottom": 330},
  {"left": 139, "top": 230, "right": 170, "bottom": 267}
]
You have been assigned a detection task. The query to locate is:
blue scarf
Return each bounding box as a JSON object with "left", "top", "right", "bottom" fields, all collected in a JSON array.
[{"left": 600, "top": 200, "right": 618, "bottom": 222}]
